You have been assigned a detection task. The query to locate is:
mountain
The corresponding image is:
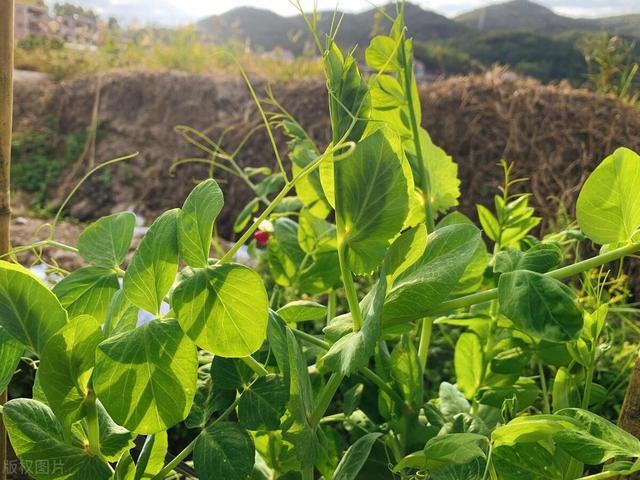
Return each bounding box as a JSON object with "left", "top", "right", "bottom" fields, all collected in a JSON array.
[
  {"left": 455, "top": 0, "right": 640, "bottom": 36},
  {"left": 196, "top": 3, "right": 467, "bottom": 54}
]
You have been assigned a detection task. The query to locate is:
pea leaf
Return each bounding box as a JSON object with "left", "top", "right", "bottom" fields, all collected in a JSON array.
[
  {"left": 498, "top": 271, "right": 583, "bottom": 342},
  {"left": 210, "top": 357, "right": 254, "bottom": 391},
  {"left": 554, "top": 408, "right": 640, "bottom": 464},
  {"left": 454, "top": 332, "right": 484, "bottom": 400},
  {"left": 172, "top": 263, "right": 268, "bottom": 357},
  {"left": 493, "top": 443, "right": 565, "bottom": 480},
  {"left": 77, "top": 212, "right": 136, "bottom": 268},
  {"left": 53, "top": 266, "right": 119, "bottom": 323},
  {"left": 238, "top": 374, "right": 289, "bottom": 431},
  {"left": 186, "top": 365, "right": 235, "bottom": 428},
  {"left": 332, "top": 432, "right": 382, "bottom": 480},
  {"left": 95, "top": 401, "right": 136, "bottom": 462},
  {"left": 124, "top": 209, "right": 179, "bottom": 316},
  {"left": 390, "top": 335, "right": 423, "bottom": 409},
  {"left": 383, "top": 224, "right": 427, "bottom": 287},
  {"left": 178, "top": 179, "right": 224, "bottom": 268},
  {"left": 577, "top": 147, "right": 640, "bottom": 244},
  {"left": 93, "top": 319, "right": 198, "bottom": 434},
  {"left": 194, "top": 422, "right": 255, "bottom": 480},
  {"left": 365, "top": 35, "right": 402, "bottom": 71},
  {"left": 3, "top": 398, "right": 111, "bottom": 480},
  {"left": 423, "top": 433, "right": 487, "bottom": 471},
  {"left": 283, "top": 328, "right": 319, "bottom": 465},
  {"left": 134, "top": 432, "right": 168, "bottom": 480},
  {"left": 335, "top": 128, "right": 411, "bottom": 274},
  {"left": 417, "top": 129, "right": 460, "bottom": 215},
  {"left": 0, "top": 260, "right": 67, "bottom": 354},
  {"left": 39, "top": 315, "right": 104, "bottom": 425},
  {"left": 267, "top": 218, "right": 306, "bottom": 286},
  {"left": 277, "top": 301, "right": 327, "bottom": 324},
  {"left": 0, "top": 326, "right": 22, "bottom": 393},
  {"left": 384, "top": 224, "right": 482, "bottom": 325}
]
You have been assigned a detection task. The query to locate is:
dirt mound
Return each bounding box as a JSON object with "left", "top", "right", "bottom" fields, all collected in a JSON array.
[{"left": 12, "top": 69, "right": 640, "bottom": 237}]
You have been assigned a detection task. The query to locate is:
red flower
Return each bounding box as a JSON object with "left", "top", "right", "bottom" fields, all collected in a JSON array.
[{"left": 255, "top": 230, "right": 269, "bottom": 247}]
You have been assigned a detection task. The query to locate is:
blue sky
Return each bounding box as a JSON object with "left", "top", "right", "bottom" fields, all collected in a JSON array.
[{"left": 50, "top": 0, "right": 640, "bottom": 26}]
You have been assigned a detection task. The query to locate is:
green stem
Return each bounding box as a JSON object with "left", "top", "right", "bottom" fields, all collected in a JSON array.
[
  {"left": 538, "top": 361, "right": 551, "bottom": 414},
  {"left": 399, "top": 28, "right": 434, "bottom": 231},
  {"left": 302, "top": 465, "right": 314, "bottom": 480},
  {"left": 327, "top": 290, "right": 337, "bottom": 322},
  {"left": 85, "top": 390, "right": 101, "bottom": 457},
  {"left": 241, "top": 355, "right": 269, "bottom": 377},
  {"left": 338, "top": 244, "right": 363, "bottom": 331},
  {"left": 417, "top": 318, "right": 433, "bottom": 372},
  {"left": 291, "top": 328, "right": 330, "bottom": 349},
  {"left": 389, "top": 242, "right": 640, "bottom": 325},
  {"left": 310, "top": 373, "right": 343, "bottom": 428},
  {"left": 152, "top": 390, "right": 244, "bottom": 480},
  {"left": 218, "top": 143, "right": 344, "bottom": 265}
]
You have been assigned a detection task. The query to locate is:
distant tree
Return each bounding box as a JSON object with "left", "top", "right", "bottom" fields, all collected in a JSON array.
[{"left": 53, "top": 2, "right": 97, "bottom": 20}]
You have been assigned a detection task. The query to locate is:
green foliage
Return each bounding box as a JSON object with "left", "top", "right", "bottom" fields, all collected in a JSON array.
[{"left": 4, "top": 7, "right": 640, "bottom": 480}]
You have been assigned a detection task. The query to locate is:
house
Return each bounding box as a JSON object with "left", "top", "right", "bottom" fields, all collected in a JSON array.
[{"left": 14, "top": 1, "right": 49, "bottom": 40}]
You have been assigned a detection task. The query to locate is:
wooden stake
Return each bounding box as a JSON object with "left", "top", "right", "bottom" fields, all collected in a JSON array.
[
  {"left": 619, "top": 354, "right": 640, "bottom": 438},
  {"left": 0, "top": 1, "right": 15, "bottom": 479}
]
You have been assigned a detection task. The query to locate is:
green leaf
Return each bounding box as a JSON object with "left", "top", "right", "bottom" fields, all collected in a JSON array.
[
  {"left": 552, "top": 367, "right": 581, "bottom": 411},
  {"left": 93, "top": 319, "right": 198, "bottom": 434},
  {"left": 477, "top": 205, "right": 499, "bottom": 242},
  {"left": 178, "top": 179, "right": 224, "bottom": 267},
  {"left": 238, "top": 374, "right": 289, "bottom": 430},
  {"left": 77, "top": 212, "right": 136, "bottom": 268},
  {"left": 95, "top": 401, "right": 136, "bottom": 462},
  {"left": 194, "top": 422, "right": 255, "bottom": 480},
  {"left": 124, "top": 209, "right": 179, "bottom": 316},
  {"left": 390, "top": 334, "right": 423, "bottom": 409},
  {"left": 113, "top": 451, "right": 136, "bottom": 480},
  {"left": 334, "top": 128, "right": 411, "bottom": 274},
  {"left": 454, "top": 332, "right": 484, "bottom": 400},
  {"left": 173, "top": 263, "right": 268, "bottom": 357},
  {"left": 298, "top": 208, "right": 337, "bottom": 255},
  {"left": 277, "top": 301, "right": 327, "bottom": 324},
  {"left": 53, "top": 266, "right": 119, "bottom": 323},
  {"left": 39, "top": 315, "right": 104, "bottom": 425},
  {"left": 324, "top": 274, "right": 386, "bottom": 376},
  {"left": 439, "top": 382, "right": 471, "bottom": 420},
  {"left": 186, "top": 364, "right": 235, "bottom": 428},
  {"left": 554, "top": 408, "right": 640, "bottom": 464},
  {"left": 289, "top": 136, "right": 331, "bottom": 218},
  {"left": 332, "top": 432, "right": 382, "bottom": 480},
  {"left": 423, "top": 433, "right": 487, "bottom": 471},
  {"left": 0, "top": 325, "right": 22, "bottom": 393},
  {"left": 210, "top": 357, "right": 254, "bottom": 391},
  {"left": 498, "top": 271, "right": 583, "bottom": 342},
  {"left": 104, "top": 289, "right": 139, "bottom": 337},
  {"left": 419, "top": 129, "right": 460, "bottom": 215},
  {"left": 324, "top": 41, "right": 370, "bottom": 144},
  {"left": 267, "top": 218, "right": 306, "bottom": 287},
  {"left": 134, "top": 432, "right": 168, "bottom": 480},
  {"left": 492, "top": 415, "right": 573, "bottom": 447},
  {"left": 3, "top": 398, "right": 111, "bottom": 480},
  {"left": 383, "top": 224, "right": 427, "bottom": 287},
  {"left": 384, "top": 224, "right": 482, "bottom": 324},
  {"left": 576, "top": 147, "right": 640, "bottom": 244},
  {"left": 283, "top": 328, "right": 319, "bottom": 465},
  {"left": 365, "top": 35, "right": 401, "bottom": 71},
  {"left": 493, "top": 443, "right": 565, "bottom": 480},
  {"left": 0, "top": 260, "right": 67, "bottom": 354},
  {"left": 233, "top": 198, "right": 260, "bottom": 233}
]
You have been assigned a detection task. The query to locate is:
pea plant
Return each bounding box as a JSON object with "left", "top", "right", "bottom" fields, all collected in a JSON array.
[{"left": 3, "top": 5, "right": 640, "bottom": 480}]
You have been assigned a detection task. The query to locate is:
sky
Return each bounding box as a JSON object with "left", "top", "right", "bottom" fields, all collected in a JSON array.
[{"left": 48, "top": 0, "right": 640, "bottom": 26}]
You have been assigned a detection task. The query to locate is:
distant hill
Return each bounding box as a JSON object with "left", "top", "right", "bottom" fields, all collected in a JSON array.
[
  {"left": 455, "top": 0, "right": 640, "bottom": 36},
  {"left": 196, "top": 3, "right": 467, "bottom": 54}
]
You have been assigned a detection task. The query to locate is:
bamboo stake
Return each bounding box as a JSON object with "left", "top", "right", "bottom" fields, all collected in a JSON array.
[{"left": 0, "top": 1, "right": 15, "bottom": 479}]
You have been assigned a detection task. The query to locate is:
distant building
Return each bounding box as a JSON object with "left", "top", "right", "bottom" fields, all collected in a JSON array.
[{"left": 15, "top": 2, "right": 49, "bottom": 40}]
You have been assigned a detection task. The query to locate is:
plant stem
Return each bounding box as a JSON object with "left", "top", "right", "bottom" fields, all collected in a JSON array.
[
  {"left": 327, "top": 290, "right": 337, "bottom": 322},
  {"left": 85, "top": 390, "right": 101, "bottom": 457},
  {"left": 538, "top": 361, "right": 551, "bottom": 414},
  {"left": 0, "top": 2, "right": 14, "bottom": 477},
  {"left": 241, "top": 355, "right": 269, "bottom": 377},
  {"left": 417, "top": 318, "right": 433, "bottom": 372},
  {"left": 388, "top": 242, "right": 640, "bottom": 326},
  {"left": 338, "top": 244, "right": 363, "bottom": 331},
  {"left": 152, "top": 389, "right": 244, "bottom": 480},
  {"left": 310, "top": 373, "right": 343, "bottom": 428}
]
